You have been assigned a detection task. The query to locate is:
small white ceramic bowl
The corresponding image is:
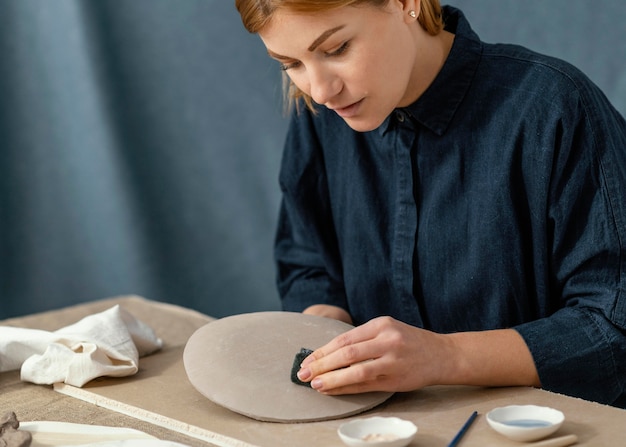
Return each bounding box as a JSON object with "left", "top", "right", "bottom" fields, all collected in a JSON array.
[
  {"left": 338, "top": 416, "right": 417, "bottom": 447},
  {"left": 486, "top": 405, "right": 564, "bottom": 442}
]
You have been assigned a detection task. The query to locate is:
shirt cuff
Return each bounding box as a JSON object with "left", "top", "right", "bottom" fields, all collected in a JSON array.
[{"left": 515, "top": 306, "right": 624, "bottom": 405}]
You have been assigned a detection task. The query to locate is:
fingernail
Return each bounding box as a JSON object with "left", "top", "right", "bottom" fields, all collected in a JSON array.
[
  {"left": 300, "top": 356, "right": 313, "bottom": 367},
  {"left": 297, "top": 368, "right": 311, "bottom": 381},
  {"left": 311, "top": 378, "right": 323, "bottom": 390}
]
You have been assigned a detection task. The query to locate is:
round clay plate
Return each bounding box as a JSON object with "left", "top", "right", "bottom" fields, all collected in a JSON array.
[{"left": 183, "top": 311, "right": 394, "bottom": 422}]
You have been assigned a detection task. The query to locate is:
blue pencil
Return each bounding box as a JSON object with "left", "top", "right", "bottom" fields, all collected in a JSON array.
[{"left": 447, "top": 411, "right": 479, "bottom": 447}]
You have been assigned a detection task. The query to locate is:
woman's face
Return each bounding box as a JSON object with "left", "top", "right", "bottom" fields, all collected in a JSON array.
[{"left": 259, "top": 1, "right": 428, "bottom": 132}]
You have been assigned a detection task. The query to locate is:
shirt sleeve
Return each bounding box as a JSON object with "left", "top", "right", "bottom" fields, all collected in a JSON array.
[
  {"left": 274, "top": 108, "right": 349, "bottom": 314},
  {"left": 515, "top": 83, "right": 626, "bottom": 406}
]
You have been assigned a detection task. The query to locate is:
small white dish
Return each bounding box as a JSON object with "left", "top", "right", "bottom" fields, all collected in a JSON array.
[
  {"left": 338, "top": 416, "right": 417, "bottom": 447},
  {"left": 486, "top": 405, "right": 564, "bottom": 442}
]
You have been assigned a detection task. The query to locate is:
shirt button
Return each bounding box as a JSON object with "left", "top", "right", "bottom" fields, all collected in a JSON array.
[{"left": 396, "top": 111, "right": 406, "bottom": 122}]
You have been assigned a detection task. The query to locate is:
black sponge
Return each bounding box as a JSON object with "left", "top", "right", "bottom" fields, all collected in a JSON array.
[{"left": 290, "top": 348, "right": 314, "bottom": 387}]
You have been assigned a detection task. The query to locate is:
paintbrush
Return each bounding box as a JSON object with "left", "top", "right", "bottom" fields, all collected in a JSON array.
[{"left": 447, "top": 411, "right": 478, "bottom": 447}]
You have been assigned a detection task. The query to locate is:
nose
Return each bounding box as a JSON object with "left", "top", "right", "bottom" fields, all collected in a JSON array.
[{"left": 307, "top": 66, "right": 342, "bottom": 106}]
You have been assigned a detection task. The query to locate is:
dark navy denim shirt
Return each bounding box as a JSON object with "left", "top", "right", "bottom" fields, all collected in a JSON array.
[{"left": 274, "top": 6, "right": 626, "bottom": 406}]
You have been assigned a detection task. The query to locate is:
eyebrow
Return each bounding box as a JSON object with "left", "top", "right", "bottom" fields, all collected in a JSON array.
[
  {"left": 266, "top": 25, "right": 346, "bottom": 61},
  {"left": 307, "top": 25, "right": 346, "bottom": 52}
]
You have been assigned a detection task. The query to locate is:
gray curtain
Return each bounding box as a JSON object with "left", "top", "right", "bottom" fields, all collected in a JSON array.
[{"left": 1, "top": 1, "right": 624, "bottom": 319}]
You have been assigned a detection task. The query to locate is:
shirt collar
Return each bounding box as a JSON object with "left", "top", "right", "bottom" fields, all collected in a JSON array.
[{"left": 378, "top": 6, "right": 483, "bottom": 136}]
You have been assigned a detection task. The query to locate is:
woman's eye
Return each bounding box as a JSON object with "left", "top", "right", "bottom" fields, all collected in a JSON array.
[
  {"left": 279, "top": 59, "right": 302, "bottom": 71},
  {"left": 280, "top": 60, "right": 302, "bottom": 71},
  {"left": 325, "top": 41, "right": 350, "bottom": 57},
  {"left": 277, "top": 41, "right": 350, "bottom": 71}
]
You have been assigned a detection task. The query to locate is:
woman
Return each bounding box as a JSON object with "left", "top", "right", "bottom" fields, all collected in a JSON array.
[{"left": 234, "top": 0, "right": 626, "bottom": 407}]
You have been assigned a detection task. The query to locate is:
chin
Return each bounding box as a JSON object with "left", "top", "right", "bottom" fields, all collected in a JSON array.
[{"left": 342, "top": 115, "right": 387, "bottom": 133}]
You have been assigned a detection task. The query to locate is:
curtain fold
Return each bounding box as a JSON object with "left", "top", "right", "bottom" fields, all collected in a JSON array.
[{"left": 0, "top": 0, "right": 286, "bottom": 318}]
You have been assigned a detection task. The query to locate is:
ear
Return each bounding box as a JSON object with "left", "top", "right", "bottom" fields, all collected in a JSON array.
[{"left": 396, "top": 0, "right": 421, "bottom": 23}]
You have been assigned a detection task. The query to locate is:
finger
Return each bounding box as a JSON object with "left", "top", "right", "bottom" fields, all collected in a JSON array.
[
  {"left": 298, "top": 338, "right": 387, "bottom": 384},
  {"left": 301, "top": 318, "right": 387, "bottom": 369},
  {"left": 315, "top": 379, "right": 386, "bottom": 395},
  {"left": 310, "top": 358, "right": 394, "bottom": 394}
]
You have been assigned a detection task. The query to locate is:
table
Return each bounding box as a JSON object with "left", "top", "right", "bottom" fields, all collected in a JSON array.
[{"left": 2, "top": 295, "right": 625, "bottom": 446}]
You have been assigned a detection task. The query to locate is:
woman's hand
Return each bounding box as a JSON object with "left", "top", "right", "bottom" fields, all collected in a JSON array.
[
  {"left": 296, "top": 316, "right": 454, "bottom": 394},
  {"left": 296, "top": 316, "right": 540, "bottom": 395}
]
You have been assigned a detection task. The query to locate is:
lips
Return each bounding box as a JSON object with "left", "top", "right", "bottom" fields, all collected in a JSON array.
[{"left": 330, "top": 99, "right": 363, "bottom": 118}]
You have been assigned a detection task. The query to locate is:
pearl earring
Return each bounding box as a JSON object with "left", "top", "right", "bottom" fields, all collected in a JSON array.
[{"left": 408, "top": 10, "right": 417, "bottom": 19}]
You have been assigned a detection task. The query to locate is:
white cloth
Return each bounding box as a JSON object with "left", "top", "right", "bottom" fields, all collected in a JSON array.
[{"left": 0, "top": 305, "right": 163, "bottom": 387}]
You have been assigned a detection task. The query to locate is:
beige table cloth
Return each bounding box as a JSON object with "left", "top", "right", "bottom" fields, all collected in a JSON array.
[{"left": 2, "top": 295, "right": 626, "bottom": 446}]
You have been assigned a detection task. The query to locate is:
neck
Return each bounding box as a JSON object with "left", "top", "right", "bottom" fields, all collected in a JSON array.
[{"left": 399, "top": 30, "right": 455, "bottom": 107}]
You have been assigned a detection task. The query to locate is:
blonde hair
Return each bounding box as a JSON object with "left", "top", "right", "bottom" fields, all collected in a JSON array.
[{"left": 235, "top": 0, "right": 444, "bottom": 111}]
